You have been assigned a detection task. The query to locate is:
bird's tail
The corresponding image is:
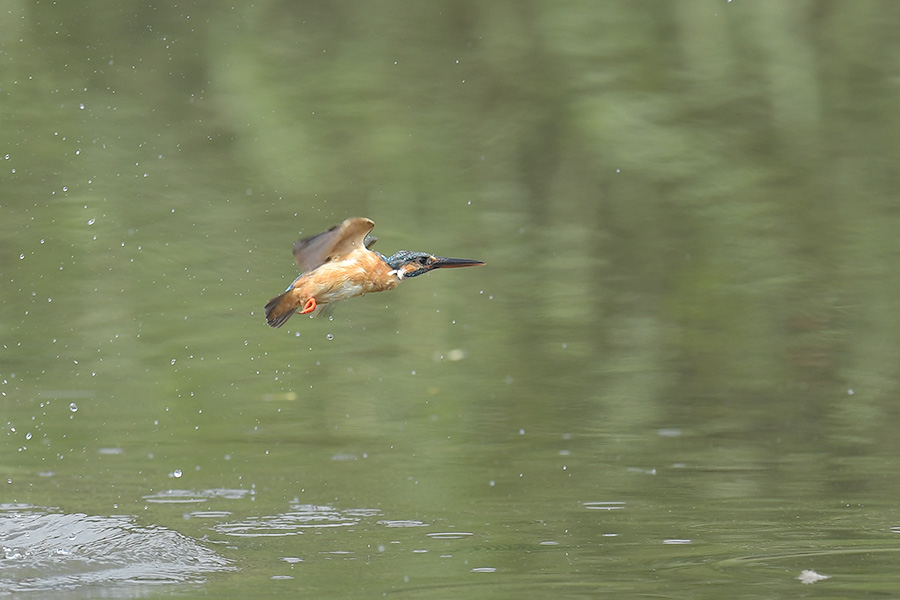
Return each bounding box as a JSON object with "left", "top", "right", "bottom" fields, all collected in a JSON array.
[{"left": 265, "top": 291, "right": 296, "bottom": 328}]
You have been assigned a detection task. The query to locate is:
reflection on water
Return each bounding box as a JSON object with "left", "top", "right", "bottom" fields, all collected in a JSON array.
[
  {"left": 143, "top": 488, "right": 251, "bottom": 504},
  {"left": 379, "top": 520, "right": 429, "bottom": 528},
  {"left": 214, "top": 502, "right": 381, "bottom": 537},
  {"left": 0, "top": 504, "right": 232, "bottom": 596}
]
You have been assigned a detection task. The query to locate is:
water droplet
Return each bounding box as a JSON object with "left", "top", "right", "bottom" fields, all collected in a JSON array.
[
  {"left": 25, "top": 432, "right": 32, "bottom": 440},
  {"left": 69, "top": 402, "right": 78, "bottom": 412},
  {"left": 87, "top": 218, "right": 95, "bottom": 225},
  {"left": 173, "top": 469, "right": 183, "bottom": 478},
  {"left": 170, "top": 359, "right": 176, "bottom": 365},
  {"left": 326, "top": 333, "right": 334, "bottom": 341}
]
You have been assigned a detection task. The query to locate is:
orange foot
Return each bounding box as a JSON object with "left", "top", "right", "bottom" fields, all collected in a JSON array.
[{"left": 299, "top": 297, "right": 317, "bottom": 314}]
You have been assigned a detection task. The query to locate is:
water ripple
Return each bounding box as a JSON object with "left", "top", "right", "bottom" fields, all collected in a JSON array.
[
  {"left": 214, "top": 503, "right": 382, "bottom": 538},
  {"left": 142, "top": 488, "right": 250, "bottom": 504},
  {"left": 0, "top": 505, "right": 233, "bottom": 595}
]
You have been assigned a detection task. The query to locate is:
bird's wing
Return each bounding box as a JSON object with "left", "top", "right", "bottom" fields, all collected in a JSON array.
[{"left": 292, "top": 217, "right": 375, "bottom": 272}]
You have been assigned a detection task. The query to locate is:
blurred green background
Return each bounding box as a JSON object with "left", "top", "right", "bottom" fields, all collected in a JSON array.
[{"left": 3, "top": 1, "right": 900, "bottom": 598}]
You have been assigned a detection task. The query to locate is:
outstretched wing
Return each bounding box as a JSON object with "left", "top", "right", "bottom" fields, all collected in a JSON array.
[{"left": 292, "top": 217, "right": 375, "bottom": 272}]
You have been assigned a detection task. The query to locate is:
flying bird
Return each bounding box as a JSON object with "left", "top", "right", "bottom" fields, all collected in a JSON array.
[{"left": 265, "top": 217, "right": 484, "bottom": 328}]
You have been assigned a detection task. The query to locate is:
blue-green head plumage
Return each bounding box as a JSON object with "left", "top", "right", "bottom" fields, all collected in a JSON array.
[{"left": 382, "top": 250, "right": 485, "bottom": 279}]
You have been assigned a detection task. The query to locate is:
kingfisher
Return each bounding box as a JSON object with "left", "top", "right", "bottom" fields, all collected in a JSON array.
[{"left": 265, "top": 217, "right": 484, "bottom": 328}]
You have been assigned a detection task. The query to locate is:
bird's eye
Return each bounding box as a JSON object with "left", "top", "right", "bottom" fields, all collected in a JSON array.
[{"left": 418, "top": 256, "right": 430, "bottom": 265}]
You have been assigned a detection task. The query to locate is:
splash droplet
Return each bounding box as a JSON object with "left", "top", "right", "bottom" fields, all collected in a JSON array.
[{"left": 69, "top": 402, "right": 78, "bottom": 413}]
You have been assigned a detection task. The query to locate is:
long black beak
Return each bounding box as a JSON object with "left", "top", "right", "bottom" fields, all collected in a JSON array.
[{"left": 431, "top": 256, "right": 485, "bottom": 269}]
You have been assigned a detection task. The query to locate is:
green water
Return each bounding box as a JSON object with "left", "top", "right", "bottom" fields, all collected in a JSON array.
[{"left": 4, "top": 1, "right": 900, "bottom": 597}]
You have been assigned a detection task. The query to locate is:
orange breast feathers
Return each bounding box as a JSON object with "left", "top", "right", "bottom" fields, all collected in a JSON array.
[{"left": 288, "top": 251, "right": 400, "bottom": 308}]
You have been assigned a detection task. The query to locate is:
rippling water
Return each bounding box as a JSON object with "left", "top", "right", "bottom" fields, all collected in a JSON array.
[{"left": 0, "top": 504, "right": 232, "bottom": 596}]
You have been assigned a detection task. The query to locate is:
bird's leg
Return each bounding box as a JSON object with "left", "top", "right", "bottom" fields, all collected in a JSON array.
[{"left": 299, "top": 297, "right": 317, "bottom": 314}]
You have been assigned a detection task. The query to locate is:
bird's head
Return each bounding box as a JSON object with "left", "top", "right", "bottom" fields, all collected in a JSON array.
[{"left": 384, "top": 250, "right": 485, "bottom": 279}]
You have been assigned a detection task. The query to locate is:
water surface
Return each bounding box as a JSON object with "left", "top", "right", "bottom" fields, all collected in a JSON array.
[{"left": 4, "top": 2, "right": 900, "bottom": 598}]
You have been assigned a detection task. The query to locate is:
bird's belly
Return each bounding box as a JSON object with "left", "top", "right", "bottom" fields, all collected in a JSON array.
[
  {"left": 306, "top": 260, "right": 391, "bottom": 304},
  {"left": 320, "top": 281, "right": 368, "bottom": 302}
]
